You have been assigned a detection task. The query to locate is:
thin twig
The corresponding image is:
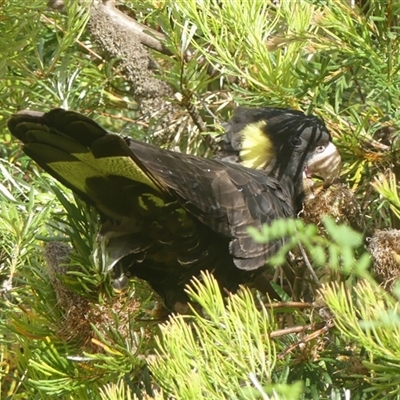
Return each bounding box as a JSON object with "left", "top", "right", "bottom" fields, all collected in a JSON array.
[
  {"left": 270, "top": 322, "right": 327, "bottom": 338},
  {"left": 263, "top": 301, "right": 313, "bottom": 310},
  {"left": 277, "top": 320, "right": 335, "bottom": 360},
  {"left": 298, "top": 241, "right": 322, "bottom": 288}
]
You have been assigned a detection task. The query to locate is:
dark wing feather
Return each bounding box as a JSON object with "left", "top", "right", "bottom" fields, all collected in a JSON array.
[{"left": 124, "top": 140, "right": 296, "bottom": 269}]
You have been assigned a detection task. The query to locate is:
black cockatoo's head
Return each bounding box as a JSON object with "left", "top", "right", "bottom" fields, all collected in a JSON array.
[{"left": 218, "top": 107, "right": 341, "bottom": 188}]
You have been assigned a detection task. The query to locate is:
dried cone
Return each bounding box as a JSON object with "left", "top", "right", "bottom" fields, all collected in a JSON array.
[
  {"left": 301, "top": 182, "right": 362, "bottom": 232},
  {"left": 368, "top": 229, "right": 400, "bottom": 290}
]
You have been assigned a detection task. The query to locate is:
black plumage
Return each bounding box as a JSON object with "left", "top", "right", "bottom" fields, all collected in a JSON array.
[{"left": 8, "top": 108, "right": 340, "bottom": 310}]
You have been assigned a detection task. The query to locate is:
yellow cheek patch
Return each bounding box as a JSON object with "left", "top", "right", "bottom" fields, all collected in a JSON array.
[{"left": 240, "top": 120, "right": 275, "bottom": 169}]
